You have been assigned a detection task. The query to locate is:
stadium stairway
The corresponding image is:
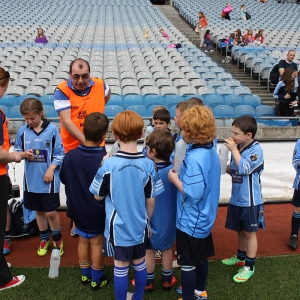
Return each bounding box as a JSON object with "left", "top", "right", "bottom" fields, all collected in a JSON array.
[{"left": 157, "top": 4, "right": 275, "bottom": 107}]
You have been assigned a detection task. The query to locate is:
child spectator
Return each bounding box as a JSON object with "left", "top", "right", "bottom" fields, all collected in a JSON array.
[
  {"left": 159, "top": 28, "right": 170, "bottom": 39},
  {"left": 14, "top": 98, "right": 65, "bottom": 257},
  {"left": 144, "top": 29, "right": 149, "bottom": 40},
  {"left": 289, "top": 138, "right": 300, "bottom": 249},
  {"left": 89, "top": 110, "right": 164, "bottom": 300},
  {"left": 35, "top": 28, "right": 48, "bottom": 44},
  {"left": 168, "top": 105, "right": 221, "bottom": 300},
  {"left": 59, "top": 112, "right": 110, "bottom": 290},
  {"left": 204, "top": 30, "right": 214, "bottom": 52},
  {"left": 255, "top": 29, "right": 265, "bottom": 44},
  {"left": 222, "top": 116, "right": 265, "bottom": 283},
  {"left": 253, "top": 34, "right": 262, "bottom": 47},
  {"left": 134, "top": 130, "right": 177, "bottom": 292},
  {"left": 233, "top": 29, "right": 243, "bottom": 46}
]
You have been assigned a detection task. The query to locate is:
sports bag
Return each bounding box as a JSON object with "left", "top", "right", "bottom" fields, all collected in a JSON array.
[{"left": 269, "top": 64, "right": 279, "bottom": 85}]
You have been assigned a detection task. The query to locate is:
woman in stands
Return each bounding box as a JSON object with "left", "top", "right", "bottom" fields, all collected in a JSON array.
[
  {"left": 255, "top": 29, "right": 265, "bottom": 44},
  {"left": 242, "top": 29, "right": 255, "bottom": 45},
  {"left": 198, "top": 12, "right": 208, "bottom": 49},
  {"left": 273, "top": 68, "right": 298, "bottom": 116},
  {"left": 35, "top": 28, "right": 48, "bottom": 44},
  {"left": 233, "top": 29, "right": 243, "bottom": 45},
  {"left": 240, "top": 4, "right": 247, "bottom": 20},
  {"left": 223, "top": 2, "right": 233, "bottom": 21},
  {"left": 0, "top": 67, "right": 25, "bottom": 291}
]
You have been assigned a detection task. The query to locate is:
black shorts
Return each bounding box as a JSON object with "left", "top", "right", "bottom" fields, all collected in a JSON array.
[
  {"left": 24, "top": 191, "right": 60, "bottom": 212},
  {"left": 225, "top": 203, "right": 266, "bottom": 232},
  {"left": 176, "top": 229, "right": 215, "bottom": 266},
  {"left": 292, "top": 189, "right": 300, "bottom": 207},
  {"left": 102, "top": 237, "right": 147, "bottom": 261}
]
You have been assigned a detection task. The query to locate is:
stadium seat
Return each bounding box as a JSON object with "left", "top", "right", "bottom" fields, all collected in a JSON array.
[
  {"left": 144, "top": 95, "right": 165, "bottom": 109},
  {"left": 164, "top": 95, "right": 184, "bottom": 109},
  {"left": 8, "top": 105, "right": 22, "bottom": 118},
  {"left": 255, "top": 105, "right": 275, "bottom": 117},
  {"left": 43, "top": 105, "right": 58, "bottom": 118},
  {"left": 243, "top": 95, "right": 261, "bottom": 108},
  {"left": 126, "top": 105, "right": 148, "bottom": 117},
  {"left": 213, "top": 105, "right": 235, "bottom": 118},
  {"left": 235, "top": 105, "right": 256, "bottom": 117},
  {"left": 104, "top": 105, "right": 124, "bottom": 118},
  {"left": 123, "top": 95, "right": 144, "bottom": 109},
  {"left": 224, "top": 95, "right": 243, "bottom": 108},
  {"left": 205, "top": 94, "right": 224, "bottom": 108}
]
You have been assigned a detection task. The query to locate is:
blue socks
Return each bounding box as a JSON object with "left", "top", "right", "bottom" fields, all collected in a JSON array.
[
  {"left": 245, "top": 256, "right": 256, "bottom": 271},
  {"left": 195, "top": 260, "right": 208, "bottom": 291},
  {"left": 51, "top": 228, "right": 62, "bottom": 242},
  {"left": 291, "top": 211, "right": 300, "bottom": 236},
  {"left": 161, "top": 268, "right": 173, "bottom": 283},
  {"left": 237, "top": 249, "right": 246, "bottom": 261},
  {"left": 39, "top": 229, "right": 50, "bottom": 241},
  {"left": 114, "top": 265, "right": 129, "bottom": 300},
  {"left": 132, "top": 260, "right": 147, "bottom": 300},
  {"left": 80, "top": 261, "right": 91, "bottom": 278}
]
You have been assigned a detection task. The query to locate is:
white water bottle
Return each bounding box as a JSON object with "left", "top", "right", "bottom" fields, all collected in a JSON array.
[
  {"left": 110, "top": 141, "right": 120, "bottom": 157},
  {"left": 173, "top": 139, "right": 188, "bottom": 173},
  {"left": 219, "top": 144, "right": 230, "bottom": 174},
  {"left": 48, "top": 249, "right": 60, "bottom": 278}
]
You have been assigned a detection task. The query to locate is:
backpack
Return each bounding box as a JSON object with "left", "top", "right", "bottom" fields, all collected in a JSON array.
[
  {"left": 269, "top": 64, "right": 279, "bottom": 84},
  {"left": 9, "top": 199, "right": 39, "bottom": 237}
]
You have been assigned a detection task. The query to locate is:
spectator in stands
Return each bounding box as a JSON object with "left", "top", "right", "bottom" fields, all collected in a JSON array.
[
  {"left": 240, "top": 4, "right": 247, "bottom": 20},
  {"left": 255, "top": 29, "right": 265, "bottom": 44},
  {"left": 0, "top": 67, "right": 25, "bottom": 291},
  {"left": 233, "top": 29, "right": 243, "bottom": 45},
  {"left": 242, "top": 29, "right": 255, "bottom": 45},
  {"left": 54, "top": 58, "right": 111, "bottom": 236},
  {"left": 204, "top": 30, "right": 214, "bottom": 52},
  {"left": 273, "top": 68, "right": 298, "bottom": 116},
  {"left": 198, "top": 12, "right": 208, "bottom": 49},
  {"left": 278, "top": 50, "right": 298, "bottom": 76},
  {"left": 223, "top": 2, "right": 233, "bottom": 21},
  {"left": 35, "top": 28, "right": 48, "bottom": 44},
  {"left": 159, "top": 28, "right": 170, "bottom": 39}
]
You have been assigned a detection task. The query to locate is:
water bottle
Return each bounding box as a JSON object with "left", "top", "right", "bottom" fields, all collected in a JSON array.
[
  {"left": 110, "top": 141, "right": 120, "bottom": 157},
  {"left": 219, "top": 144, "right": 230, "bottom": 174},
  {"left": 173, "top": 139, "right": 188, "bottom": 173},
  {"left": 143, "top": 125, "right": 154, "bottom": 148},
  {"left": 48, "top": 249, "right": 60, "bottom": 278}
]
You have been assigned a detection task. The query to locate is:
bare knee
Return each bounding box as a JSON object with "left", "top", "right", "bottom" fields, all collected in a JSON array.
[{"left": 45, "top": 211, "right": 58, "bottom": 220}]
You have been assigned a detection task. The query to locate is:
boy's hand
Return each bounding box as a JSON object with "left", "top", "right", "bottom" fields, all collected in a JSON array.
[
  {"left": 44, "top": 168, "right": 54, "bottom": 183},
  {"left": 224, "top": 137, "right": 237, "bottom": 152},
  {"left": 168, "top": 169, "right": 179, "bottom": 184},
  {"left": 26, "top": 149, "right": 34, "bottom": 161}
]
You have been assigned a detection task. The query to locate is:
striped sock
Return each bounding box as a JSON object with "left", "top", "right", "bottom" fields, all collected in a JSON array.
[
  {"left": 39, "top": 229, "right": 50, "bottom": 241},
  {"left": 161, "top": 268, "right": 173, "bottom": 283},
  {"left": 5, "top": 230, "right": 10, "bottom": 240},
  {"left": 237, "top": 249, "right": 246, "bottom": 261},
  {"left": 245, "top": 256, "right": 256, "bottom": 271},
  {"left": 114, "top": 265, "right": 129, "bottom": 300},
  {"left": 91, "top": 265, "right": 104, "bottom": 284},
  {"left": 291, "top": 211, "right": 300, "bottom": 236},
  {"left": 132, "top": 260, "right": 147, "bottom": 300},
  {"left": 80, "top": 261, "right": 91, "bottom": 278},
  {"left": 146, "top": 272, "right": 155, "bottom": 285},
  {"left": 51, "top": 228, "right": 62, "bottom": 242},
  {"left": 181, "top": 265, "right": 196, "bottom": 300}
]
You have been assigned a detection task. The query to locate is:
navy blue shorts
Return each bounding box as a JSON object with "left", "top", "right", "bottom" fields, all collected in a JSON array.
[
  {"left": 225, "top": 203, "right": 266, "bottom": 232},
  {"left": 292, "top": 189, "right": 300, "bottom": 207},
  {"left": 24, "top": 191, "right": 60, "bottom": 212},
  {"left": 176, "top": 229, "right": 215, "bottom": 266},
  {"left": 102, "top": 237, "right": 147, "bottom": 261}
]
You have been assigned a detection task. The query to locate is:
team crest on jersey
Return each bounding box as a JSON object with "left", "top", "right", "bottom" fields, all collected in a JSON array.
[
  {"left": 250, "top": 154, "right": 258, "bottom": 161},
  {"left": 45, "top": 140, "right": 51, "bottom": 148},
  {"left": 77, "top": 110, "right": 87, "bottom": 119}
]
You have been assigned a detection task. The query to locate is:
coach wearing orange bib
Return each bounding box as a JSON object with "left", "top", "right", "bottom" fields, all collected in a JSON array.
[{"left": 54, "top": 58, "right": 111, "bottom": 153}]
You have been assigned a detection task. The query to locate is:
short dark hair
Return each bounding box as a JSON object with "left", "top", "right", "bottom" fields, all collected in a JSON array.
[
  {"left": 232, "top": 116, "right": 257, "bottom": 138},
  {"left": 153, "top": 108, "right": 171, "bottom": 124},
  {"left": 146, "top": 130, "right": 175, "bottom": 162},
  {"left": 186, "top": 97, "right": 204, "bottom": 107},
  {"left": 83, "top": 112, "right": 109, "bottom": 143},
  {"left": 69, "top": 58, "right": 90, "bottom": 73}
]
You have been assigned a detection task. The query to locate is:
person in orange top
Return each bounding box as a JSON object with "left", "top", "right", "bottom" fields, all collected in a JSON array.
[
  {"left": 0, "top": 67, "right": 29, "bottom": 291},
  {"left": 54, "top": 58, "right": 111, "bottom": 236},
  {"left": 198, "top": 12, "right": 208, "bottom": 49}
]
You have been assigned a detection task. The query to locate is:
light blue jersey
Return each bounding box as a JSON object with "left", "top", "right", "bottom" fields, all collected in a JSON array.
[
  {"left": 176, "top": 143, "right": 221, "bottom": 238},
  {"left": 89, "top": 151, "right": 164, "bottom": 247},
  {"left": 229, "top": 140, "right": 264, "bottom": 207},
  {"left": 14, "top": 121, "right": 64, "bottom": 193},
  {"left": 292, "top": 139, "right": 300, "bottom": 190}
]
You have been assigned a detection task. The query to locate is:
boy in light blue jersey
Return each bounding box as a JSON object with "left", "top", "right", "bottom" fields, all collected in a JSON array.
[
  {"left": 14, "top": 98, "right": 65, "bottom": 257},
  {"left": 169, "top": 105, "right": 221, "bottom": 300},
  {"left": 89, "top": 110, "right": 164, "bottom": 300},
  {"left": 143, "top": 130, "right": 177, "bottom": 291},
  {"left": 288, "top": 139, "right": 300, "bottom": 249},
  {"left": 222, "top": 116, "right": 265, "bottom": 283}
]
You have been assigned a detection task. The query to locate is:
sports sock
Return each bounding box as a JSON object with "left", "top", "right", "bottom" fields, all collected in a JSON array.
[
  {"left": 5, "top": 230, "right": 10, "bottom": 240},
  {"left": 161, "top": 267, "right": 173, "bottom": 283},
  {"left": 80, "top": 261, "right": 91, "bottom": 278},
  {"left": 195, "top": 259, "right": 208, "bottom": 292},
  {"left": 114, "top": 265, "right": 129, "bottom": 300},
  {"left": 237, "top": 249, "right": 246, "bottom": 261},
  {"left": 181, "top": 265, "right": 196, "bottom": 300},
  {"left": 51, "top": 228, "right": 62, "bottom": 242},
  {"left": 245, "top": 256, "right": 256, "bottom": 271},
  {"left": 132, "top": 260, "right": 147, "bottom": 300},
  {"left": 39, "top": 229, "right": 50, "bottom": 241},
  {"left": 91, "top": 265, "right": 104, "bottom": 284},
  {"left": 146, "top": 272, "right": 155, "bottom": 285},
  {"left": 291, "top": 211, "right": 300, "bottom": 236}
]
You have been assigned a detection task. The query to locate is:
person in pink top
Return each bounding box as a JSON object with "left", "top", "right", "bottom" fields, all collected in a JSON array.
[
  {"left": 35, "top": 28, "right": 48, "bottom": 44},
  {"left": 223, "top": 2, "right": 233, "bottom": 20},
  {"left": 159, "top": 28, "right": 170, "bottom": 39}
]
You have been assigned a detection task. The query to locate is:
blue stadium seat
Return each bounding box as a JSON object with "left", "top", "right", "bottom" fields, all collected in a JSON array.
[
  {"left": 213, "top": 105, "right": 235, "bottom": 118},
  {"left": 104, "top": 105, "right": 124, "bottom": 117},
  {"left": 0, "top": 95, "right": 17, "bottom": 108},
  {"left": 169, "top": 105, "right": 177, "bottom": 119},
  {"left": 40, "top": 95, "right": 55, "bottom": 107},
  {"left": 123, "top": 95, "right": 144, "bottom": 109},
  {"left": 235, "top": 105, "right": 256, "bottom": 117},
  {"left": 255, "top": 105, "right": 275, "bottom": 117},
  {"left": 243, "top": 95, "right": 261, "bottom": 108},
  {"left": 126, "top": 105, "right": 148, "bottom": 117},
  {"left": 43, "top": 105, "right": 58, "bottom": 118},
  {"left": 224, "top": 95, "right": 243, "bottom": 108},
  {"left": 8, "top": 105, "right": 22, "bottom": 118},
  {"left": 0, "top": 106, "right": 9, "bottom": 116},
  {"left": 205, "top": 94, "right": 224, "bottom": 108},
  {"left": 164, "top": 95, "right": 184, "bottom": 109},
  {"left": 144, "top": 95, "right": 165, "bottom": 109},
  {"left": 108, "top": 94, "right": 123, "bottom": 106}
]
